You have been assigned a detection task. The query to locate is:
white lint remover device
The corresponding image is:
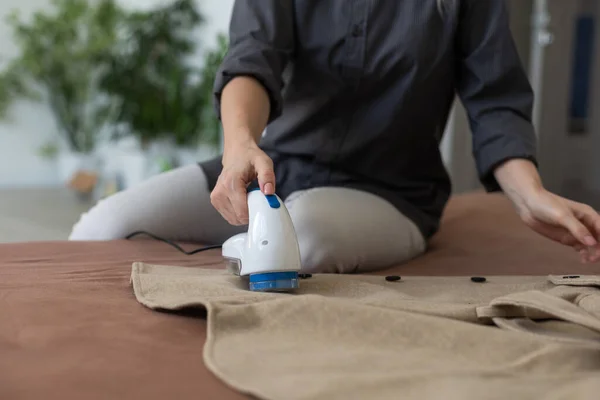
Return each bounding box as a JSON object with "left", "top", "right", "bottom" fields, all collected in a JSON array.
[{"left": 222, "top": 188, "right": 302, "bottom": 292}]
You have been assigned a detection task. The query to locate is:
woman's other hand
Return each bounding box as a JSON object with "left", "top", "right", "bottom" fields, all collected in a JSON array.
[
  {"left": 494, "top": 159, "right": 600, "bottom": 264},
  {"left": 517, "top": 189, "right": 600, "bottom": 263}
]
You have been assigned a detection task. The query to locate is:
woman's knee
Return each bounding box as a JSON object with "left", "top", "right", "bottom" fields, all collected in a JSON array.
[
  {"left": 69, "top": 164, "right": 215, "bottom": 241},
  {"left": 285, "top": 187, "right": 426, "bottom": 274},
  {"left": 290, "top": 209, "right": 342, "bottom": 274},
  {"left": 68, "top": 192, "right": 140, "bottom": 240}
]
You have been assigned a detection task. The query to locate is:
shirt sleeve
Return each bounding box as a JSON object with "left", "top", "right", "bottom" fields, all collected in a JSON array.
[
  {"left": 213, "top": 0, "right": 295, "bottom": 124},
  {"left": 455, "top": 0, "right": 538, "bottom": 192}
]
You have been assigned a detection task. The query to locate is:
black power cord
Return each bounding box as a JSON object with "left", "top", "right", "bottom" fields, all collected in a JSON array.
[{"left": 125, "top": 231, "right": 222, "bottom": 255}]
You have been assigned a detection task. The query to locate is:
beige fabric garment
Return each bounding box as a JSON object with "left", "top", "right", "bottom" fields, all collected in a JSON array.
[{"left": 131, "top": 263, "right": 600, "bottom": 400}]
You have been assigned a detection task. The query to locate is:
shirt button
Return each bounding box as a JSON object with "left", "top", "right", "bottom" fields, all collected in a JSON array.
[{"left": 351, "top": 24, "right": 363, "bottom": 37}]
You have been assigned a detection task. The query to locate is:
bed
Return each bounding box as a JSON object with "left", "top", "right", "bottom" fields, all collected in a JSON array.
[{"left": 1, "top": 191, "right": 597, "bottom": 399}]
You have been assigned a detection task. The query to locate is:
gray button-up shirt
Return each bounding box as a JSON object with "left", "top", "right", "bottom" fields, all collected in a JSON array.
[{"left": 205, "top": 0, "right": 537, "bottom": 238}]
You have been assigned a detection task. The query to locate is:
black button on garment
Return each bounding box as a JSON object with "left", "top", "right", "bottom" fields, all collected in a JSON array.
[
  {"left": 385, "top": 276, "right": 401, "bottom": 282},
  {"left": 351, "top": 24, "right": 363, "bottom": 37},
  {"left": 299, "top": 273, "right": 312, "bottom": 279},
  {"left": 471, "top": 277, "right": 487, "bottom": 283}
]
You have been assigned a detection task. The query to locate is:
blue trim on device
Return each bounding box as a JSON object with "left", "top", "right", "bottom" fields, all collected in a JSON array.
[
  {"left": 249, "top": 271, "right": 298, "bottom": 282},
  {"left": 265, "top": 194, "right": 280, "bottom": 208},
  {"left": 247, "top": 188, "right": 280, "bottom": 208},
  {"left": 249, "top": 271, "right": 299, "bottom": 292}
]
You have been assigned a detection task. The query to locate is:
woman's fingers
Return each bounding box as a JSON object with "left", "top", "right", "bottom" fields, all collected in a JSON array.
[
  {"left": 253, "top": 156, "right": 276, "bottom": 195},
  {"left": 211, "top": 148, "right": 277, "bottom": 226},
  {"left": 212, "top": 192, "right": 238, "bottom": 225},
  {"left": 529, "top": 215, "right": 600, "bottom": 264},
  {"left": 521, "top": 195, "right": 599, "bottom": 263},
  {"left": 582, "top": 246, "right": 600, "bottom": 263},
  {"left": 229, "top": 176, "right": 250, "bottom": 225},
  {"left": 571, "top": 201, "right": 600, "bottom": 241},
  {"left": 567, "top": 202, "right": 600, "bottom": 263},
  {"left": 529, "top": 220, "right": 578, "bottom": 247},
  {"left": 211, "top": 174, "right": 242, "bottom": 225},
  {"left": 556, "top": 210, "right": 597, "bottom": 247},
  {"left": 592, "top": 248, "right": 600, "bottom": 263},
  {"left": 579, "top": 247, "right": 600, "bottom": 264}
]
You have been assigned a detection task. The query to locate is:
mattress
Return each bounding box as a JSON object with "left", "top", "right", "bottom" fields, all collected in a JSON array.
[{"left": 1, "top": 192, "right": 595, "bottom": 400}]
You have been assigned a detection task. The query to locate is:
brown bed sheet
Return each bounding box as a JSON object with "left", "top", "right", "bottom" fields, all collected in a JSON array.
[{"left": 1, "top": 192, "right": 597, "bottom": 400}]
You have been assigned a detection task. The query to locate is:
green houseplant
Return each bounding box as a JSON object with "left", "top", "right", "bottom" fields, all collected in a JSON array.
[
  {"left": 98, "top": 0, "right": 208, "bottom": 150},
  {"left": 0, "top": 0, "right": 123, "bottom": 184},
  {"left": 174, "top": 32, "right": 229, "bottom": 166},
  {"left": 97, "top": 0, "right": 228, "bottom": 185},
  {"left": 197, "top": 33, "right": 229, "bottom": 151}
]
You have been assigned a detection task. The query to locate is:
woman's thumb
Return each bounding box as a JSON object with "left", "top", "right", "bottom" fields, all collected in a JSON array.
[{"left": 254, "top": 157, "right": 276, "bottom": 195}]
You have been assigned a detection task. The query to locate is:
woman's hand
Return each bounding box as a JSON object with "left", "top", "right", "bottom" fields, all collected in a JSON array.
[
  {"left": 517, "top": 189, "right": 600, "bottom": 263},
  {"left": 210, "top": 139, "right": 276, "bottom": 226},
  {"left": 213, "top": 76, "right": 275, "bottom": 225},
  {"left": 494, "top": 159, "right": 600, "bottom": 263}
]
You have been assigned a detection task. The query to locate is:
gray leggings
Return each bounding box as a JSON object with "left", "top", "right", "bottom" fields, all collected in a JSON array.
[{"left": 69, "top": 164, "right": 426, "bottom": 273}]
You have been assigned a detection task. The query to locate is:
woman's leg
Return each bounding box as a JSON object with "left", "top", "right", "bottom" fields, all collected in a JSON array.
[
  {"left": 284, "top": 187, "right": 427, "bottom": 274},
  {"left": 69, "top": 164, "right": 425, "bottom": 272},
  {"left": 69, "top": 164, "right": 244, "bottom": 244}
]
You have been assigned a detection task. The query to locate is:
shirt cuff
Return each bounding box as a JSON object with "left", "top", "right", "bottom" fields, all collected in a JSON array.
[
  {"left": 473, "top": 117, "right": 538, "bottom": 192},
  {"left": 212, "top": 46, "right": 285, "bottom": 124}
]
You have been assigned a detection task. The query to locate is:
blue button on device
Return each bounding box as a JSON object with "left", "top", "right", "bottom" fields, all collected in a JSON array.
[
  {"left": 247, "top": 188, "right": 280, "bottom": 208},
  {"left": 265, "top": 194, "right": 280, "bottom": 208}
]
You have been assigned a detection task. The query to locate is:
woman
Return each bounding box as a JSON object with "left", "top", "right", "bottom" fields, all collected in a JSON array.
[{"left": 70, "top": 0, "right": 600, "bottom": 272}]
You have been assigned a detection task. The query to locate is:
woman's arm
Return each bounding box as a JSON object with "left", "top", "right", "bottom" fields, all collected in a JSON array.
[
  {"left": 220, "top": 76, "right": 270, "bottom": 158},
  {"left": 209, "top": 0, "right": 294, "bottom": 225},
  {"left": 494, "top": 159, "right": 600, "bottom": 262},
  {"left": 492, "top": 159, "right": 543, "bottom": 210},
  {"left": 213, "top": 75, "right": 277, "bottom": 224},
  {"left": 214, "top": 0, "right": 295, "bottom": 163},
  {"left": 454, "top": 0, "right": 537, "bottom": 192},
  {"left": 213, "top": 0, "right": 294, "bottom": 127},
  {"left": 455, "top": 0, "right": 600, "bottom": 262}
]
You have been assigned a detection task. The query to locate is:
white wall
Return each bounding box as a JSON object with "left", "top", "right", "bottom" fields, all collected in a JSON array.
[
  {"left": 0, "top": 0, "right": 234, "bottom": 188},
  {"left": 533, "top": 0, "right": 600, "bottom": 204},
  {"left": 0, "top": 0, "right": 63, "bottom": 187}
]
